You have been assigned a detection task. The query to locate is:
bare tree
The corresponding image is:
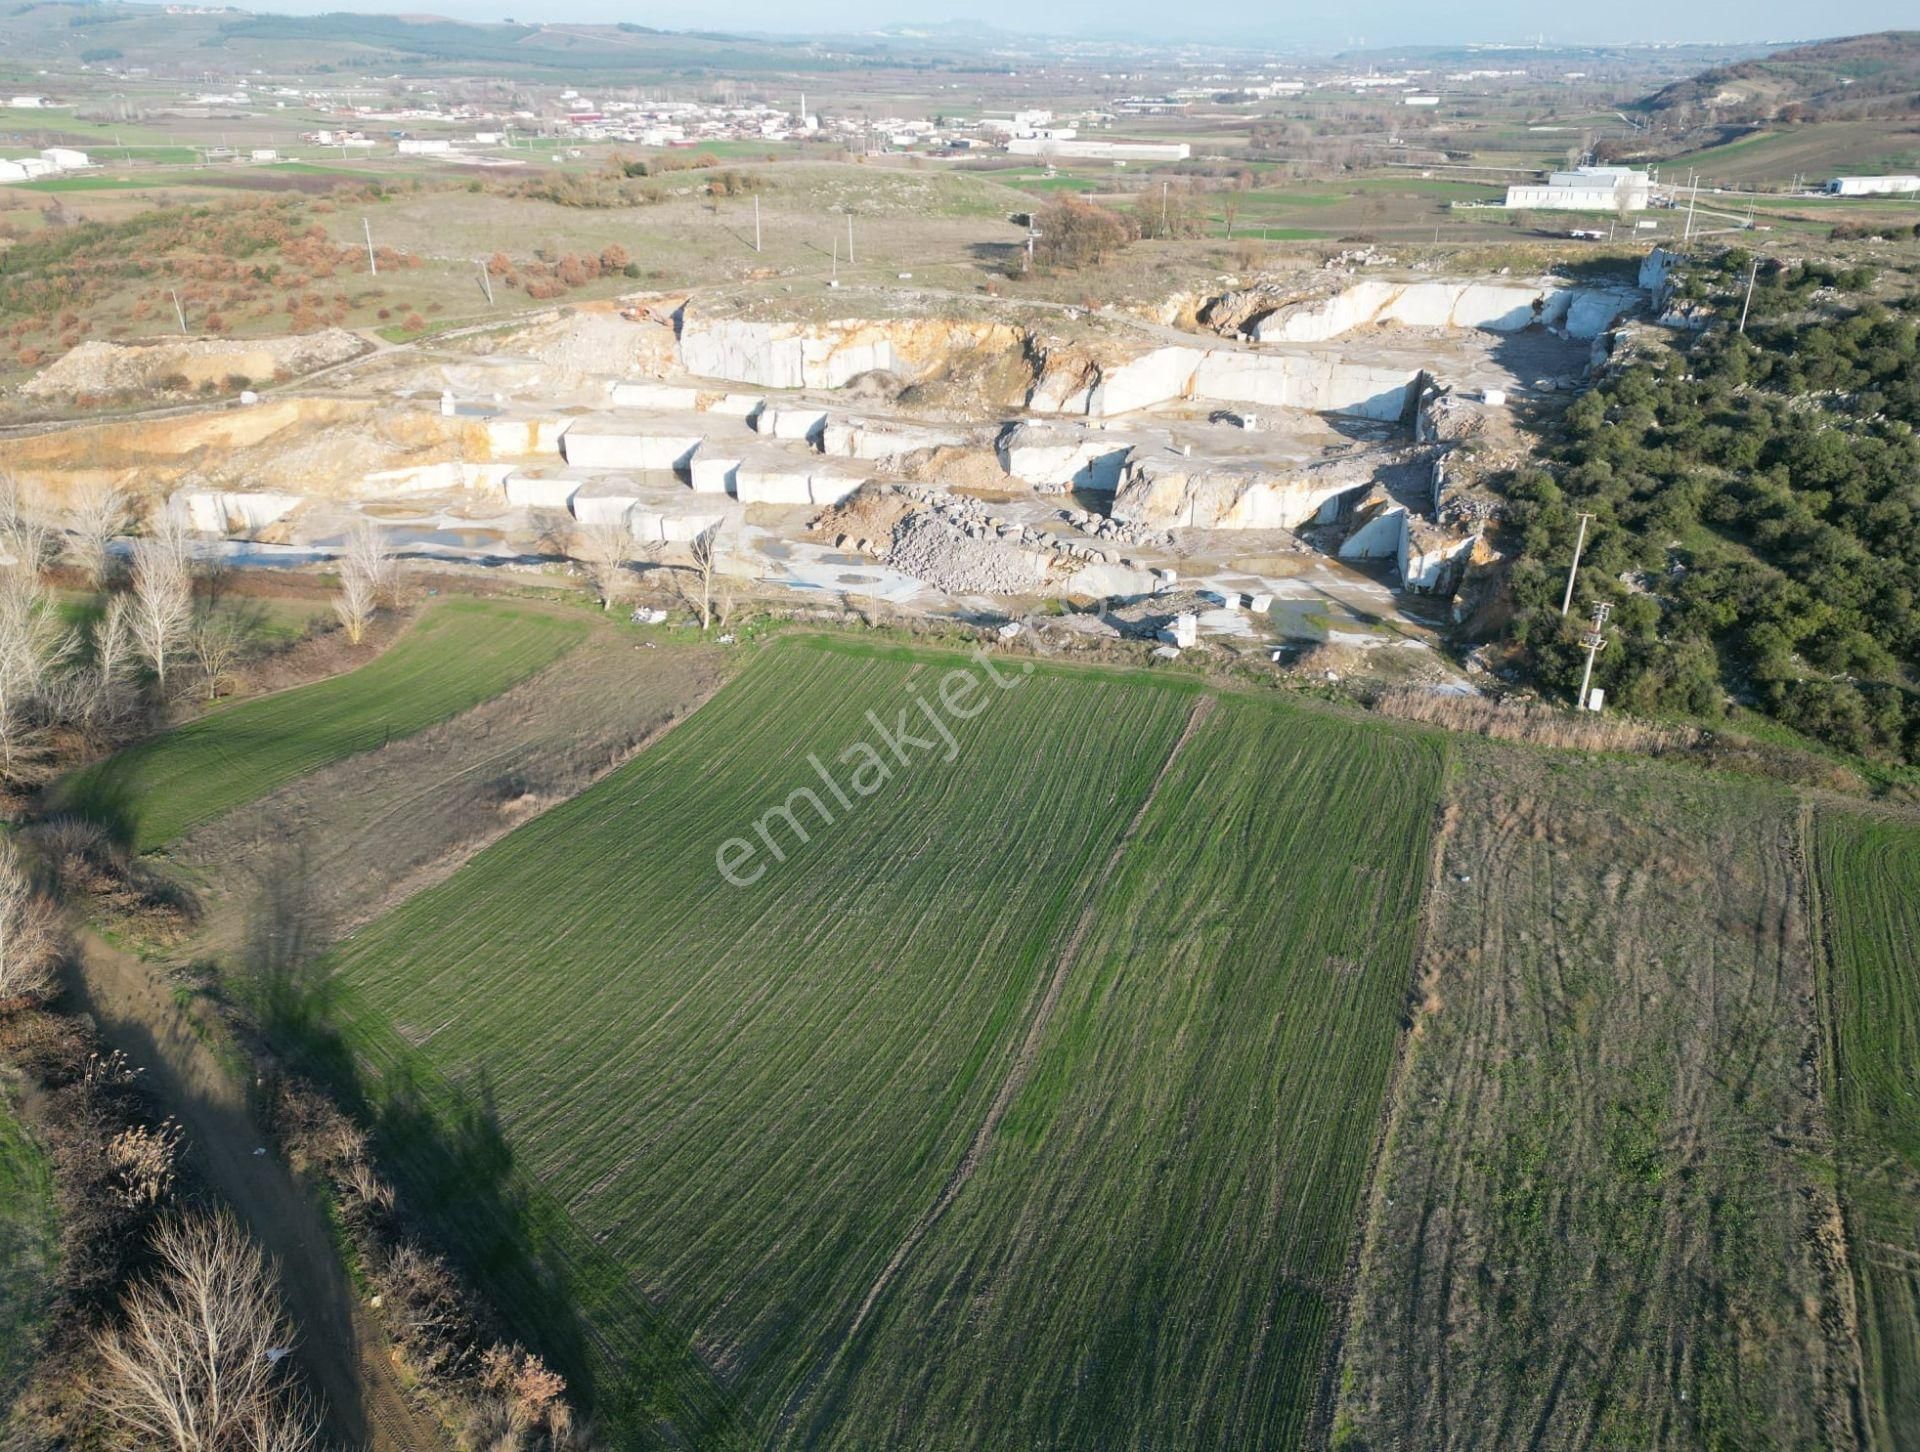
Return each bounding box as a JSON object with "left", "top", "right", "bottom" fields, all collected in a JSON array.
[
  {"left": 90, "top": 592, "right": 140, "bottom": 727},
  {"left": 66, "top": 484, "right": 133, "bottom": 590},
  {"left": 0, "top": 472, "right": 58, "bottom": 579},
  {"left": 685, "top": 524, "right": 722, "bottom": 632},
  {"left": 0, "top": 567, "right": 78, "bottom": 777},
  {"left": 333, "top": 521, "right": 396, "bottom": 645},
  {"left": 190, "top": 606, "right": 249, "bottom": 702},
  {"left": 572, "top": 515, "right": 641, "bottom": 611},
  {"left": 92, "top": 1212, "right": 320, "bottom": 1452},
  {"left": 0, "top": 837, "right": 63, "bottom": 1005},
  {"left": 130, "top": 513, "right": 196, "bottom": 693}
]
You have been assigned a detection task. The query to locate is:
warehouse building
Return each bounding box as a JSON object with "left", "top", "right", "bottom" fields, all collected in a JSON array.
[
  {"left": 1505, "top": 165, "right": 1650, "bottom": 213},
  {"left": 1824, "top": 175, "right": 1920, "bottom": 197}
]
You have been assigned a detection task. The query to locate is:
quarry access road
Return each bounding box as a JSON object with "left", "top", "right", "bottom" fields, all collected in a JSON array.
[{"left": 67, "top": 931, "right": 446, "bottom": 1452}]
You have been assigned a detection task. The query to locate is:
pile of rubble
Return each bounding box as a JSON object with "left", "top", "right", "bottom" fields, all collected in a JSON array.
[
  {"left": 892, "top": 485, "right": 1137, "bottom": 570},
  {"left": 885, "top": 511, "right": 1051, "bottom": 596},
  {"left": 1055, "top": 506, "right": 1173, "bottom": 551}
]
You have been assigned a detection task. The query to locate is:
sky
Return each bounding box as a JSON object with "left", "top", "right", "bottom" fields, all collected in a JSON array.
[{"left": 256, "top": 0, "right": 1915, "bottom": 48}]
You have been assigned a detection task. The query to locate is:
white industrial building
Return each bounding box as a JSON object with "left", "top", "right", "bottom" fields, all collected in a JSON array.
[
  {"left": 1824, "top": 175, "right": 1920, "bottom": 197},
  {"left": 1506, "top": 165, "right": 1649, "bottom": 213},
  {"left": 1006, "top": 138, "right": 1191, "bottom": 162},
  {"left": 0, "top": 148, "right": 91, "bottom": 185}
]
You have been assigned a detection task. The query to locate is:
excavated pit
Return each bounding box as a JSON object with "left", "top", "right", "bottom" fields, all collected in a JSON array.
[{"left": 6, "top": 270, "right": 1638, "bottom": 659}]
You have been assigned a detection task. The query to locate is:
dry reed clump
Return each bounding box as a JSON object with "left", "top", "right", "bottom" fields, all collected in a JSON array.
[
  {"left": 1370, "top": 687, "right": 1701, "bottom": 755},
  {"left": 1371, "top": 687, "right": 1877, "bottom": 795}
]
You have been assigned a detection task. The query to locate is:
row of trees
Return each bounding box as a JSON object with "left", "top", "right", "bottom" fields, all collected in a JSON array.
[
  {"left": 0, "top": 480, "right": 401, "bottom": 787},
  {"left": 1500, "top": 254, "right": 1920, "bottom": 764}
]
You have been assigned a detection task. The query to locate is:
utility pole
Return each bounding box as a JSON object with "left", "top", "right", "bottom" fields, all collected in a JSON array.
[
  {"left": 847, "top": 211, "right": 854, "bottom": 267},
  {"left": 753, "top": 193, "right": 761, "bottom": 253},
  {"left": 1683, "top": 175, "right": 1698, "bottom": 243},
  {"left": 478, "top": 258, "right": 494, "bottom": 304},
  {"left": 170, "top": 288, "right": 187, "bottom": 333},
  {"left": 1737, "top": 255, "right": 1759, "bottom": 333},
  {"left": 1160, "top": 179, "right": 1170, "bottom": 237},
  {"left": 363, "top": 216, "right": 377, "bottom": 275},
  {"left": 1560, "top": 511, "right": 1593, "bottom": 617},
  {"left": 830, "top": 233, "right": 837, "bottom": 284},
  {"left": 1576, "top": 599, "right": 1612, "bottom": 710}
]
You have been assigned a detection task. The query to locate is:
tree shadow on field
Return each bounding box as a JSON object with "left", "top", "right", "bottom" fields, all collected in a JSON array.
[
  {"left": 240, "top": 841, "right": 716, "bottom": 1442},
  {"left": 46, "top": 758, "right": 144, "bottom": 853}
]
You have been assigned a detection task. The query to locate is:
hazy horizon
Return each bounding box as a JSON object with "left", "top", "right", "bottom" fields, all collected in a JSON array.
[{"left": 176, "top": 0, "right": 1914, "bottom": 51}]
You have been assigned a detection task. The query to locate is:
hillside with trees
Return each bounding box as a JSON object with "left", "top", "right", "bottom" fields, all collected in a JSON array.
[
  {"left": 1637, "top": 31, "right": 1920, "bottom": 125},
  {"left": 1498, "top": 251, "right": 1920, "bottom": 766}
]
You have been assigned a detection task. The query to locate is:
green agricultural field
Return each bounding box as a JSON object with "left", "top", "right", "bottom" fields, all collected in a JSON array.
[
  {"left": 1337, "top": 752, "right": 1856, "bottom": 1447},
  {"left": 0, "top": 1086, "right": 57, "bottom": 1402},
  {"left": 792, "top": 693, "right": 1443, "bottom": 1448},
  {"left": 1662, "top": 120, "right": 1920, "bottom": 186},
  {"left": 55, "top": 600, "right": 587, "bottom": 851},
  {"left": 291, "top": 639, "right": 1444, "bottom": 1447},
  {"left": 1815, "top": 811, "right": 1920, "bottom": 1450}
]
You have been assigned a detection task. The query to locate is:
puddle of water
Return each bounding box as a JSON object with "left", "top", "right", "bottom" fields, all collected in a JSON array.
[
  {"left": 386, "top": 526, "right": 510, "bottom": 551},
  {"left": 1269, "top": 597, "right": 1383, "bottom": 642}
]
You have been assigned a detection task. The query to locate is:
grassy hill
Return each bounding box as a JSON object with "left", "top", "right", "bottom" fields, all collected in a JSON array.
[{"left": 0, "top": 0, "right": 1004, "bottom": 78}]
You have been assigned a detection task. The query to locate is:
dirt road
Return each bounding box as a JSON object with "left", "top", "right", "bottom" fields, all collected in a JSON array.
[{"left": 67, "top": 932, "right": 445, "bottom": 1452}]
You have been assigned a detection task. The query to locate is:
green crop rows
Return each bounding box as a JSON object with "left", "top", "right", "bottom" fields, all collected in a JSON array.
[
  {"left": 295, "top": 639, "right": 1443, "bottom": 1447},
  {"left": 55, "top": 600, "right": 587, "bottom": 851},
  {"left": 1816, "top": 812, "right": 1920, "bottom": 1450}
]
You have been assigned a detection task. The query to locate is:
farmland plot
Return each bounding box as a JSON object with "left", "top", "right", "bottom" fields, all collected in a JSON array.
[
  {"left": 302, "top": 641, "right": 1448, "bottom": 1447},
  {"left": 1815, "top": 811, "right": 1920, "bottom": 1450},
  {"left": 1335, "top": 750, "right": 1857, "bottom": 1449},
  {"left": 311, "top": 641, "right": 1202, "bottom": 1442},
  {"left": 176, "top": 630, "right": 728, "bottom": 939},
  {"left": 56, "top": 600, "right": 587, "bottom": 851},
  {"left": 785, "top": 698, "right": 1445, "bottom": 1450}
]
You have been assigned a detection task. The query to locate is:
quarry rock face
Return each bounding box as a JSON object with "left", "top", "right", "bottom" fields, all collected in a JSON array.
[
  {"left": 676, "top": 311, "right": 1013, "bottom": 391},
  {"left": 1025, "top": 337, "right": 1422, "bottom": 421},
  {"left": 1188, "top": 351, "right": 1422, "bottom": 420},
  {"left": 1111, "top": 454, "right": 1373, "bottom": 531},
  {"left": 1245, "top": 277, "right": 1640, "bottom": 343},
  {"left": 172, "top": 490, "right": 303, "bottom": 534},
  {"left": 674, "top": 278, "right": 1638, "bottom": 424},
  {"left": 996, "top": 422, "right": 1130, "bottom": 493},
  {"left": 821, "top": 417, "right": 971, "bottom": 464}
]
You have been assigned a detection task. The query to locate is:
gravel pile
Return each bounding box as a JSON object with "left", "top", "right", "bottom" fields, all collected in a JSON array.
[
  {"left": 886, "top": 512, "right": 1050, "bottom": 595},
  {"left": 23, "top": 329, "right": 365, "bottom": 397}
]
